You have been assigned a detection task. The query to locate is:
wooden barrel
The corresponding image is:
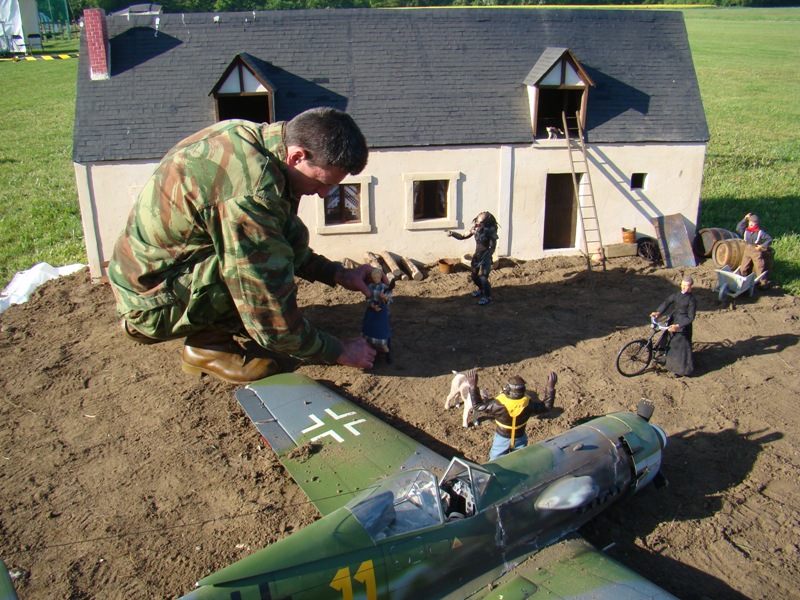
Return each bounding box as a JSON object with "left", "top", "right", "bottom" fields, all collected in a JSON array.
[
  {"left": 712, "top": 239, "right": 745, "bottom": 269},
  {"left": 621, "top": 228, "right": 636, "bottom": 244},
  {"left": 696, "top": 228, "right": 738, "bottom": 258},
  {"left": 438, "top": 258, "right": 454, "bottom": 273},
  {"left": 765, "top": 247, "right": 775, "bottom": 273}
]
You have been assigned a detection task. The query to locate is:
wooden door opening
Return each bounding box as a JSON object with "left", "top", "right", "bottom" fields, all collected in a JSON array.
[{"left": 543, "top": 173, "right": 578, "bottom": 250}]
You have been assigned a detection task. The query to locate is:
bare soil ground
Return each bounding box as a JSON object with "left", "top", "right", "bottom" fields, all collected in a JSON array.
[{"left": 1, "top": 255, "right": 799, "bottom": 599}]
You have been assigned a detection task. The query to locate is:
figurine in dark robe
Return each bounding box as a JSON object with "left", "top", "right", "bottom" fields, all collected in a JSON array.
[{"left": 651, "top": 276, "right": 697, "bottom": 377}]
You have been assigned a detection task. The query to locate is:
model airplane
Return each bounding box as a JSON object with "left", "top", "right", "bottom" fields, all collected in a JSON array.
[{"left": 181, "top": 373, "right": 675, "bottom": 599}]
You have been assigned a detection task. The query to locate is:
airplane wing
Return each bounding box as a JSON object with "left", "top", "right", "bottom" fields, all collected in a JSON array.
[
  {"left": 235, "top": 373, "right": 450, "bottom": 516},
  {"left": 0, "top": 560, "right": 19, "bottom": 600},
  {"left": 469, "top": 535, "right": 677, "bottom": 599}
]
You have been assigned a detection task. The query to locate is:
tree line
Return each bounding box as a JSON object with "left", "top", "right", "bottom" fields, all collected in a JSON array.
[{"left": 67, "top": 0, "right": 795, "bottom": 26}]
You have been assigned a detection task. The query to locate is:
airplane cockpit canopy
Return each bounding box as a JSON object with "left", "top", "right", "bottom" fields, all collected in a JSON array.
[
  {"left": 348, "top": 460, "right": 496, "bottom": 542},
  {"left": 440, "top": 457, "right": 493, "bottom": 515},
  {"left": 348, "top": 469, "right": 443, "bottom": 541}
]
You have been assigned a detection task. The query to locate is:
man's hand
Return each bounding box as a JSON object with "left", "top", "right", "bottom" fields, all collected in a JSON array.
[
  {"left": 446, "top": 231, "right": 454, "bottom": 237},
  {"left": 669, "top": 324, "right": 680, "bottom": 333},
  {"left": 467, "top": 369, "right": 478, "bottom": 388},
  {"left": 335, "top": 264, "right": 386, "bottom": 298},
  {"left": 546, "top": 371, "right": 557, "bottom": 392},
  {"left": 544, "top": 371, "right": 557, "bottom": 410},
  {"left": 650, "top": 311, "right": 660, "bottom": 318},
  {"left": 337, "top": 337, "right": 377, "bottom": 369}
]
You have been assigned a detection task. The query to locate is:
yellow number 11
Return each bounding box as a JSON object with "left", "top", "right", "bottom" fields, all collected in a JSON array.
[{"left": 330, "top": 560, "right": 378, "bottom": 600}]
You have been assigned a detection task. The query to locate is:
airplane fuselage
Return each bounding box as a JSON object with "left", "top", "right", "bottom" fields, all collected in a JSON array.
[{"left": 182, "top": 410, "right": 665, "bottom": 599}]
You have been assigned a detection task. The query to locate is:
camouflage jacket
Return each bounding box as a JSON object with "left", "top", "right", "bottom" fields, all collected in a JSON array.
[{"left": 108, "top": 119, "right": 343, "bottom": 363}]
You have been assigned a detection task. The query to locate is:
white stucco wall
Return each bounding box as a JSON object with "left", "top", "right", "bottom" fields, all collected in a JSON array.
[
  {"left": 504, "top": 142, "right": 707, "bottom": 259},
  {"left": 75, "top": 141, "right": 706, "bottom": 280},
  {"left": 74, "top": 160, "right": 160, "bottom": 278},
  {"left": 297, "top": 141, "right": 707, "bottom": 264}
]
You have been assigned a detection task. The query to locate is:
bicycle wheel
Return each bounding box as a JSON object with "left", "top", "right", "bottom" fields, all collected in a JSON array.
[{"left": 616, "top": 339, "right": 653, "bottom": 377}]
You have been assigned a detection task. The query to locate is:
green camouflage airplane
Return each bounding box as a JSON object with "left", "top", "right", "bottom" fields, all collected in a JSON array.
[
  {"left": 0, "top": 560, "right": 18, "bottom": 600},
  {"left": 181, "top": 373, "right": 675, "bottom": 600}
]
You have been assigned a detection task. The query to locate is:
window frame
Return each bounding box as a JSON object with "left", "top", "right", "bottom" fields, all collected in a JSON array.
[
  {"left": 315, "top": 175, "right": 373, "bottom": 235},
  {"left": 403, "top": 172, "right": 460, "bottom": 231}
]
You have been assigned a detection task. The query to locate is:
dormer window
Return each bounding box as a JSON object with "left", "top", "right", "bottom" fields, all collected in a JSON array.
[
  {"left": 525, "top": 48, "right": 594, "bottom": 140},
  {"left": 210, "top": 53, "right": 276, "bottom": 123}
]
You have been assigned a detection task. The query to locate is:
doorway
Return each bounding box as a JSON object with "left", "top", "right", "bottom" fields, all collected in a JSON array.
[{"left": 543, "top": 173, "right": 578, "bottom": 250}]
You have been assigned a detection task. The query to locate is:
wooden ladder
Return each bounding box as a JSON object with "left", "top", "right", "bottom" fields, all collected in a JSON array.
[{"left": 562, "top": 111, "right": 605, "bottom": 272}]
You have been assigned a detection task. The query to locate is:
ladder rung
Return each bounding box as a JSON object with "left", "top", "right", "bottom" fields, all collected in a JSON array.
[{"left": 564, "top": 110, "right": 606, "bottom": 261}]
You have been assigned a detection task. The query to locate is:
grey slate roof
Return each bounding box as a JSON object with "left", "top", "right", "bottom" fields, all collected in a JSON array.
[
  {"left": 72, "top": 8, "right": 709, "bottom": 163},
  {"left": 526, "top": 47, "right": 570, "bottom": 86}
]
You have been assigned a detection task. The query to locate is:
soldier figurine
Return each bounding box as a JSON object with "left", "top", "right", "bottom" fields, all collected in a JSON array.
[{"left": 468, "top": 370, "right": 557, "bottom": 461}]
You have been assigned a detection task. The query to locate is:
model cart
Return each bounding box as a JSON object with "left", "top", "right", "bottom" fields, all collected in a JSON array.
[{"left": 713, "top": 265, "right": 768, "bottom": 303}]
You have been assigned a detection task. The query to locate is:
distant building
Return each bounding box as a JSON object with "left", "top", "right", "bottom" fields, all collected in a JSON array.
[
  {"left": 73, "top": 7, "right": 708, "bottom": 280},
  {"left": 110, "top": 4, "right": 163, "bottom": 17}
]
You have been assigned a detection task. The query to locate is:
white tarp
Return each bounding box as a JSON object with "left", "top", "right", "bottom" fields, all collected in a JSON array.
[
  {"left": 0, "top": 0, "right": 40, "bottom": 53},
  {"left": 0, "top": 262, "right": 86, "bottom": 314}
]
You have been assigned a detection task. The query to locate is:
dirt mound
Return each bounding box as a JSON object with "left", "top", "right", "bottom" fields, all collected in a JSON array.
[{"left": 1, "top": 255, "right": 798, "bottom": 598}]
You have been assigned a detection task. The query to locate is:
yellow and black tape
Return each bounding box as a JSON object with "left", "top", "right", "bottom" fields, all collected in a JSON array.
[{"left": 0, "top": 53, "right": 79, "bottom": 62}]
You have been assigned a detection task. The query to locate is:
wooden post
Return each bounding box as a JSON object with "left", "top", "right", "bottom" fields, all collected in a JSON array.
[
  {"left": 380, "top": 251, "right": 408, "bottom": 280},
  {"left": 342, "top": 258, "right": 361, "bottom": 270},
  {"left": 363, "top": 252, "right": 396, "bottom": 284},
  {"left": 363, "top": 251, "right": 383, "bottom": 271},
  {"left": 400, "top": 255, "right": 424, "bottom": 281}
]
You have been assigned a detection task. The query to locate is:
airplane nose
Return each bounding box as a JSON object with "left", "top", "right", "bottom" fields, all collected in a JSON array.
[{"left": 651, "top": 424, "right": 668, "bottom": 449}]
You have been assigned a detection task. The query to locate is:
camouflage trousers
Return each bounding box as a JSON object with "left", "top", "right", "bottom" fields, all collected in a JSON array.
[{"left": 117, "top": 255, "right": 242, "bottom": 341}]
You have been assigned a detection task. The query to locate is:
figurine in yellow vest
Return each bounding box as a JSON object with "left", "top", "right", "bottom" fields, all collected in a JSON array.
[{"left": 468, "top": 370, "right": 557, "bottom": 461}]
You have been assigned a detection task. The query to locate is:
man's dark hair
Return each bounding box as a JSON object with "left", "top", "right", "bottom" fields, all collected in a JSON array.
[{"left": 285, "top": 107, "right": 368, "bottom": 175}]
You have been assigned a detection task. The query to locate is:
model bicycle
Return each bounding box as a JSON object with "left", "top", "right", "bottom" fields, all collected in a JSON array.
[{"left": 616, "top": 317, "right": 672, "bottom": 377}]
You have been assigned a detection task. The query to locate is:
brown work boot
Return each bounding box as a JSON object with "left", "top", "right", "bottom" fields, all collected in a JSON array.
[
  {"left": 182, "top": 329, "right": 280, "bottom": 384},
  {"left": 121, "top": 318, "right": 163, "bottom": 345}
]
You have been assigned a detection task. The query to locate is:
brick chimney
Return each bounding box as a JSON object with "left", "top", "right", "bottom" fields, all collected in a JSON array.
[{"left": 84, "top": 8, "right": 110, "bottom": 81}]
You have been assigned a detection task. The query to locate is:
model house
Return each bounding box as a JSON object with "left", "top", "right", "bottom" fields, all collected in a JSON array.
[{"left": 73, "top": 7, "right": 709, "bottom": 280}]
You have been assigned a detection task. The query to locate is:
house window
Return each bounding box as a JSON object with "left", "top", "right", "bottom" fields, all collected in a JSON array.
[
  {"left": 631, "top": 173, "right": 648, "bottom": 190},
  {"left": 325, "top": 184, "right": 361, "bottom": 225},
  {"left": 403, "top": 172, "right": 460, "bottom": 231},
  {"left": 413, "top": 180, "right": 448, "bottom": 221},
  {"left": 315, "top": 175, "right": 373, "bottom": 235}
]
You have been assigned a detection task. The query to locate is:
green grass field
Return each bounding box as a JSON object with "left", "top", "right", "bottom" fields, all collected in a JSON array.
[
  {"left": 0, "top": 7, "right": 798, "bottom": 294},
  {"left": 686, "top": 8, "right": 800, "bottom": 293},
  {"left": 0, "top": 56, "right": 83, "bottom": 286}
]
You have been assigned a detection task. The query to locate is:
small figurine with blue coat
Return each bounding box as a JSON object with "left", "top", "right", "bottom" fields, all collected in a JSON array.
[{"left": 361, "top": 268, "right": 393, "bottom": 364}]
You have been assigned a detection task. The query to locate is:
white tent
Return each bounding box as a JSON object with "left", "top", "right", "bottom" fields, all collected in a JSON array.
[{"left": 0, "top": 0, "right": 40, "bottom": 54}]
